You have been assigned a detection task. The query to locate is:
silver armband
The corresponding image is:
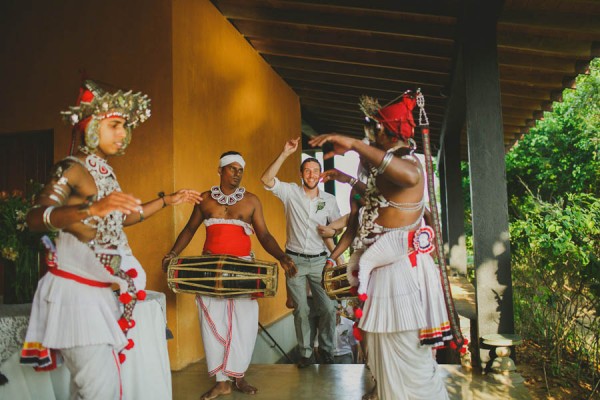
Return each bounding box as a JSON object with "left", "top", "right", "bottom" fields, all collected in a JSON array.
[
  {"left": 42, "top": 206, "right": 59, "bottom": 232},
  {"left": 376, "top": 152, "right": 394, "bottom": 175}
]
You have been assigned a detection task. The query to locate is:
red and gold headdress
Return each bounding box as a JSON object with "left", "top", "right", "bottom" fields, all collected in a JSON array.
[
  {"left": 359, "top": 92, "right": 417, "bottom": 141},
  {"left": 61, "top": 80, "right": 151, "bottom": 155}
]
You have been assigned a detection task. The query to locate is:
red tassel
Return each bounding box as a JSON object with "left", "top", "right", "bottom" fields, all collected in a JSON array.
[
  {"left": 126, "top": 268, "right": 138, "bottom": 278},
  {"left": 118, "top": 318, "right": 129, "bottom": 331},
  {"left": 119, "top": 293, "right": 132, "bottom": 304},
  {"left": 125, "top": 339, "right": 135, "bottom": 350},
  {"left": 136, "top": 290, "right": 146, "bottom": 301},
  {"left": 129, "top": 319, "right": 136, "bottom": 329},
  {"left": 349, "top": 286, "right": 358, "bottom": 296},
  {"left": 353, "top": 324, "right": 363, "bottom": 341},
  {"left": 119, "top": 353, "right": 126, "bottom": 364},
  {"left": 354, "top": 308, "right": 363, "bottom": 319},
  {"left": 358, "top": 293, "right": 368, "bottom": 302}
]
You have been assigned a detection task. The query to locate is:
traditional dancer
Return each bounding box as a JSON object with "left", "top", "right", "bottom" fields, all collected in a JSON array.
[
  {"left": 20, "top": 80, "right": 201, "bottom": 399},
  {"left": 261, "top": 139, "right": 342, "bottom": 367},
  {"left": 163, "top": 151, "right": 296, "bottom": 400},
  {"left": 309, "top": 93, "right": 451, "bottom": 400}
]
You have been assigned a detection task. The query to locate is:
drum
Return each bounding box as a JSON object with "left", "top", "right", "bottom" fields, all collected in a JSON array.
[
  {"left": 167, "top": 254, "right": 278, "bottom": 298},
  {"left": 323, "top": 263, "right": 357, "bottom": 300}
]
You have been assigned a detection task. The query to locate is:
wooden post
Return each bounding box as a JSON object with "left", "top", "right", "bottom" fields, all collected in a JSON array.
[{"left": 462, "top": 0, "right": 515, "bottom": 369}]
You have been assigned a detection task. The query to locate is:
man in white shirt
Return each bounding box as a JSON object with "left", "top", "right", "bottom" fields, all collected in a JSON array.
[
  {"left": 334, "top": 307, "right": 358, "bottom": 364},
  {"left": 261, "top": 138, "right": 342, "bottom": 367}
]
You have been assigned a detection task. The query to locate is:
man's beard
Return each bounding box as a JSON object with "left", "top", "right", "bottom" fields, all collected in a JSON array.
[{"left": 303, "top": 180, "right": 319, "bottom": 190}]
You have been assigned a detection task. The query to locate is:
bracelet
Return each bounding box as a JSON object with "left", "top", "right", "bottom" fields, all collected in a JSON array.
[
  {"left": 42, "top": 206, "right": 59, "bottom": 232},
  {"left": 348, "top": 177, "right": 358, "bottom": 187},
  {"left": 376, "top": 152, "right": 394, "bottom": 175},
  {"left": 164, "top": 251, "right": 177, "bottom": 258},
  {"left": 139, "top": 207, "right": 145, "bottom": 222},
  {"left": 325, "top": 257, "right": 336, "bottom": 266},
  {"left": 158, "top": 192, "right": 167, "bottom": 208}
]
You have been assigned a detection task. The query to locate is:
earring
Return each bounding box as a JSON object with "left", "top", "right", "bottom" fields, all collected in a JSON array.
[{"left": 84, "top": 118, "right": 100, "bottom": 152}]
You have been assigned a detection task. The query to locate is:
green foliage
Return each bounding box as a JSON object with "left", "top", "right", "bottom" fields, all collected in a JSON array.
[
  {"left": 506, "top": 58, "right": 600, "bottom": 201},
  {"left": 511, "top": 192, "right": 600, "bottom": 381},
  {"left": 457, "top": 58, "right": 600, "bottom": 388},
  {"left": 506, "top": 58, "right": 600, "bottom": 387},
  {"left": 0, "top": 182, "right": 46, "bottom": 303}
]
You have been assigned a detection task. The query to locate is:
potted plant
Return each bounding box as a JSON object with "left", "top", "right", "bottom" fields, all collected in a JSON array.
[{"left": 0, "top": 183, "right": 46, "bottom": 304}]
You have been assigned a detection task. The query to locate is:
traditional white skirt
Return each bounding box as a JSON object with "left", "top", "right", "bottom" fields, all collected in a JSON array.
[
  {"left": 356, "top": 230, "right": 451, "bottom": 347},
  {"left": 21, "top": 233, "right": 128, "bottom": 368},
  {"left": 196, "top": 296, "right": 258, "bottom": 379}
]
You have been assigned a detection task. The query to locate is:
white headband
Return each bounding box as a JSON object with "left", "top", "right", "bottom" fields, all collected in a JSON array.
[{"left": 219, "top": 154, "right": 246, "bottom": 168}]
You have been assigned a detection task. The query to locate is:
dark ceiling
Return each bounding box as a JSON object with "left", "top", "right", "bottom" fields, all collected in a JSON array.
[{"left": 210, "top": 0, "right": 600, "bottom": 157}]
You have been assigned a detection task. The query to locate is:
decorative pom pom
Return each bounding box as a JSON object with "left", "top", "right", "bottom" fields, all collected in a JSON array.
[
  {"left": 125, "top": 339, "right": 135, "bottom": 350},
  {"left": 349, "top": 287, "right": 358, "bottom": 296},
  {"left": 354, "top": 308, "right": 363, "bottom": 319},
  {"left": 129, "top": 319, "right": 136, "bottom": 329},
  {"left": 459, "top": 346, "right": 467, "bottom": 355},
  {"left": 119, "top": 293, "right": 133, "bottom": 304},
  {"left": 353, "top": 324, "right": 363, "bottom": 341},
  {"left": 118, "top": 318, "right": 129, "bottom": 331},
  {"left": 136, "top": 290, "right": 146, "bottom": 301},
  {"left": 358, "top": 293, "right": 368, "bottom": 302},
  {"left": 449, "top": 341, "right": 458, "bottom": 350},
  {"left": 119, "top": 353, "right": 126, "bottom": 364},
  {"left": 351, "top": 270, "right": 358, "bottom": 277},
  {"left": 463, "top": 338, "right": 469, "bottom": 346},
  {"left": 126, "top": 268, "right": 138, "bottom": 278}
]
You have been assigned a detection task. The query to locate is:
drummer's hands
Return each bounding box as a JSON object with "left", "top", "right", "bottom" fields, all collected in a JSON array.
[
  {"left": 162, "top": 251, "right": 177, "bottom": 273},
  {"left": 166, "top": 189, "right": 203, "bottom": 206},
  {"left": 278, "top": 254, "right": 298, "bottom": 277}
]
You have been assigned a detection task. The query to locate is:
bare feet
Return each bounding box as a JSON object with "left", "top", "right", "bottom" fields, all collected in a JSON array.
[
  {"left": 362, "top": 384, "right": 378, "bottom": 400},
  {"left": 200, "top": 382, "right": 231, "bottom": 400},
  {"left": 232, "top": 377, "right": 258, "bottom": 395}
]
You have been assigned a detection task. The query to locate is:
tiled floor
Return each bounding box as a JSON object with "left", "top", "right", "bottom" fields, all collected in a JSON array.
[{"left": 172, "top": 362, "right": 531, "bottom": 400}]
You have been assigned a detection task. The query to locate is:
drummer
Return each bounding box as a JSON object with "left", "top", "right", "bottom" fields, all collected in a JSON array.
[{"left": 162, "top": 151, "right": 297, "bottom": 400}]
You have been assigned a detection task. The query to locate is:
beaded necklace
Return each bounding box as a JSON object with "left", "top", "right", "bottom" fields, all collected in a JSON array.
[{"left": 211, "top": 186, "right": 245, "bottom": 206}]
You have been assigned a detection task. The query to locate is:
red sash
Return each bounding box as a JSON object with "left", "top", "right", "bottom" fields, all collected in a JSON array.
[{"left": 203, "top": 224, "right": 251, "bottom": 257}]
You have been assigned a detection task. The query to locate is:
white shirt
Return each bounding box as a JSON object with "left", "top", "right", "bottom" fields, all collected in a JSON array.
[
  {"left": 334, "top": 316, "right": 357, "bottom": 356},
  {"left": 266, "top": 178, "right": 341, "bottom": 255}
]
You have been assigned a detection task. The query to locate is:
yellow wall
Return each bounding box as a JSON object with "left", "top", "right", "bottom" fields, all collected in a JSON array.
[
  {"left": 170, "top": 0, "right": 300, "bottom": 369},
  {"left": 0, "top": 0, "right": 299, "bottom": 370}
]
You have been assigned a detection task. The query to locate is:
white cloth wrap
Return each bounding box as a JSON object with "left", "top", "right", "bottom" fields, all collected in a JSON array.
[
  {"left": 366, "top": 330, "right": 449, "bottom": 400},
  {"left": 195, "top": 219, "right": 258, "bottom": 380},
  {"left": 357, "top": 230, "right": 449, "bottom": 336},
  {"left": 196, "top": 296, "right": 258, "bottom": 381},
  {"left": 23, "top": 232, "right": 128, "bottom": 350},
  {"left": 219, "top": 154, "right": 245, "bottom": 168}
]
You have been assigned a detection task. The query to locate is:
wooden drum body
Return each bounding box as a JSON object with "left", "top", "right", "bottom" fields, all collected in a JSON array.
[
  {"left": 167, "top": 255, "right": 278, "bottom": 298},
  {"left": 323, "top": 263, "right": 357, "bottom": 300}
]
